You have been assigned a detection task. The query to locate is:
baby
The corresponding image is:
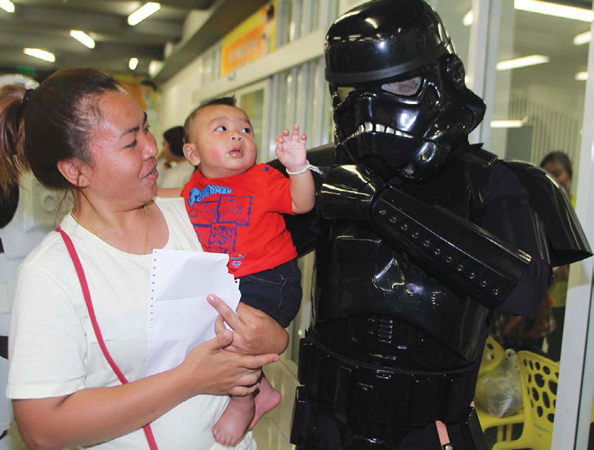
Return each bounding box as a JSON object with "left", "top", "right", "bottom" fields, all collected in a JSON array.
[{"left": 180, "top": 97, "right": 315, "bottom": 445}]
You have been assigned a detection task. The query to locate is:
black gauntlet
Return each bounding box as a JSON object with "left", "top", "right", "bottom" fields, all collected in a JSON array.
[{"left": 320, "top": 165, "right": 531, "bottom": 308}]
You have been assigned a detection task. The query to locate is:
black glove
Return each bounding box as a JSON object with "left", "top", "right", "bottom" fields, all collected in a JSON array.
[{"left": 319, "top": 165, "right": 385, "bottom": 220}]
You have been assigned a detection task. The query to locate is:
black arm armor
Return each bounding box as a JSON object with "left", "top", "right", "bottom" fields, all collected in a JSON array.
[
  {"left": 321, "top": 165, "right": 531, "bottom": 309},
  {"left": 371, "top": 188, "right": 530, "bottom": 309}
]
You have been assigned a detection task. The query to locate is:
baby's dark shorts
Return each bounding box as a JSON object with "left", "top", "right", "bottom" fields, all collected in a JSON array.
[{"left": 238, "top": 259, "right": 302, "bottom": 328}]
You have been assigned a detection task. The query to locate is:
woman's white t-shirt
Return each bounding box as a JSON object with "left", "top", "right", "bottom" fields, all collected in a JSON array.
[{"left": 7, "top": 198, "right": 255, "bottom": 450}]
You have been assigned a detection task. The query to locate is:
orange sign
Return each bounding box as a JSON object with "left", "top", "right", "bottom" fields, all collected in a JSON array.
[{"left": 221, "top": 1, "right": 277, "bottom": 76}]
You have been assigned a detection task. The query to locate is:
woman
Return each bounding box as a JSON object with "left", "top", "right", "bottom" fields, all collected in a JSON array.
[
  {"left": 540, "top": 151, "right": 573, "bottom": 361},
  {"left": 0, "top": 68, "right": 287, "bottom": 449}
]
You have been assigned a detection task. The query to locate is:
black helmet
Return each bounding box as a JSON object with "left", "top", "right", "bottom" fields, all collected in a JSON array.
[{"left": 325, "top": 0, "right": 486, "bottom": 180}]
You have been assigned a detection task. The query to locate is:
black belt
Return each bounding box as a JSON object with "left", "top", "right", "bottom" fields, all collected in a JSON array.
[{"left": 298, "top": 333, "right": 480, "bottom": 428}]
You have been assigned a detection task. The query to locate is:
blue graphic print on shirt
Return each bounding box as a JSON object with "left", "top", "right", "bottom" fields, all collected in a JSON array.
[{"left": 187, "top": 185, "right": 252, "bottom": 268}]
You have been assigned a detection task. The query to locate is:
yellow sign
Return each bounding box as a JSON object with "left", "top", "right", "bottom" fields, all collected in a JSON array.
[{"left": 221, "top": 1, "right": 277, "bottom": 76}]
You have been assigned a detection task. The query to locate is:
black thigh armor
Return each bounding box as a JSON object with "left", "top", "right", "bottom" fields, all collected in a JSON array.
[{"left": 283, "top": 145, "right": 591, "bottom": 449}]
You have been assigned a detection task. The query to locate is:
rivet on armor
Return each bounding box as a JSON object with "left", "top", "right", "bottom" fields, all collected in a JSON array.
[
  {"left": 412, "top": 232, "right": 419, "bottom": 239},
  {"left": 401, "top": 224, "right": 408, "bottom": 231},
  {"left": 379, "top": 209, "right": 387, "bottom": 215},
  {"left": 390, "top": 216, "right": 397, "bottom": 223},
  {"left": 493, "top": 288, "right": 499, "bottom": 296},
  {"left": 423, "top": 239, "right": 431, "bottom": 247},
  {"left": 480, "top": 280, "right": 488, "bottom": 287},
  {"left": 457, "top": 264, "right": 464, "bottom": 272}
]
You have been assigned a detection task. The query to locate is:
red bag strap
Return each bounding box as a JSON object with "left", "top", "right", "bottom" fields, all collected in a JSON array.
[{"left": 56, "top": 226, "right": 159, "bottom": 450}]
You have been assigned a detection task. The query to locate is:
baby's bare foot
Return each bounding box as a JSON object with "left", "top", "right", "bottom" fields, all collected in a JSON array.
[
  {"left": 249, "top": 376, "right": 281, "bottom": 430},
  {"left": 213, "top": 395, "right": 255, "bottom": 446}
]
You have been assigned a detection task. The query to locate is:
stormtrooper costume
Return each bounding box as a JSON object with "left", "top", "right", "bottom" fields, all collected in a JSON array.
[{"left": 286, "top": 1, "right": 592, "bottom": 448}]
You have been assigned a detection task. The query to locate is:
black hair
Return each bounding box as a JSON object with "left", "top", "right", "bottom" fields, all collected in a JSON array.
[
  {"left": 0, "top": 68, "right": 120, "bottom": 199},
  {"left": 539, "top": 151, "right": 573, "bottom": 178},
  {"left": 163, "top": 126, "right": 185, "bottom": 158},
  {"left": 141, "top": 80, "right": 158, "bottom": 91},
  {"left": 183, "top": 96, "right": 237, "bottom": 142}
]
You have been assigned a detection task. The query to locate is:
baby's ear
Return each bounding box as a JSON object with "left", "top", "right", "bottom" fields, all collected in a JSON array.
[{"left": 183, "top": 143, "right": 200, "bottom": 167}]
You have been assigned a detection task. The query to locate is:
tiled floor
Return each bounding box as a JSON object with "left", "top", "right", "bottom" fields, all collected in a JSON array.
[{"left": 9, "top": 359, "right": 299, "bottom": 450}]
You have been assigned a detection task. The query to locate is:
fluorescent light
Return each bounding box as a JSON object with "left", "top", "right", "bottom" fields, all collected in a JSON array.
[
  {"left": 463, "top": 10, "right": 474, "bottom": 27},
  {"left": 70, "top": 30, "right": 95, "bottom": 49},
  {"left": 573, "top": 31, "right": 591, "bottom": 46},
  {"left": 0, "top": 0, "right": 14, "bottom": 13},
  {"left": 129, "top": 57, "right": 139, "bottom": 70},
  {"left": 128, "top": 2, "right": 160, "bottom": 26},
  {"left": 496, "top": 55, "right": 550, "bottom": 71},
  {"left": 515, "top": 0, "right": 594, "bottom": 23},
  {"left": 575, "top": 71, "right": 588, "bottom": 81},
  {"left": 148, "top": 60, "right": 163, "bottom": 77},
  {"left": 491, "top": 120, "right": 524, "bottom": 128},
  {"left": 23, "top": 48, "right": 55, "bottom": 63}
]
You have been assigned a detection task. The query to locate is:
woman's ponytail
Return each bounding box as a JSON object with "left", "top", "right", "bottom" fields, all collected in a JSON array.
[{"left": 0, "top": 85, "right": 30, "bottom": 201}]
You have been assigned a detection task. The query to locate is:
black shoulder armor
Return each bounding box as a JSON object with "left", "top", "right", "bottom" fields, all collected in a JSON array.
[{"left": 505, "top": 161, "right": 592, "bottom": 266}]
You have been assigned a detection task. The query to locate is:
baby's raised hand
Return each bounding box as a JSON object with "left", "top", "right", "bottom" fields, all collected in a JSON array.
[{"left": 275, "top": 124, "right": 307, "bottom": 173}]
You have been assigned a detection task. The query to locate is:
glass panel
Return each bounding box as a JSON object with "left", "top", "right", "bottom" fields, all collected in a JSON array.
[
  {"left": 310, "top": 0, "right": 320, "bottom": 31},
  {"left": 427, "top": 0, "right": 473, "bottom": 67},
  {"left": 480, "top": 1, "right": 591, "bottom": 446},
  {"left": 237, "top": 89, "right": 265, "bottom": 162},
  {"left": 289, "top": 0, "right": 303, "bottom": 42},
  {"left": 275, "top": 0, "right": 292, "bottom": 48}
]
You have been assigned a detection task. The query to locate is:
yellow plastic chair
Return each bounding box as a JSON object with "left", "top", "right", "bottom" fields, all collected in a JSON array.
[
  {"left": 492, "top": 351, "right": 559, "bottom": 450},
  {"left": 476, "top": 346, "right": 525, "bottom": 443},
  {"left": 479, "top": 336, "right": 506, "bottom": 377},
  {"left": 476, "top": 405, "right": 525, "bottom": 444}
]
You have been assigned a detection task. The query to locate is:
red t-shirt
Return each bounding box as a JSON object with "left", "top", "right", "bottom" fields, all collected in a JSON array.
[{"left": 180, "top": 164, "right": 297, "bottom": 278}]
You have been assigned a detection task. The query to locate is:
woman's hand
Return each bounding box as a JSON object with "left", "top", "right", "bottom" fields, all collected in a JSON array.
[
  {"left": 180, "top": 328, "right": 279, "bottom": 397},
  {"left": 13, "top": 330, "right": 278, "bottom": 450},
  {"left": 208, "top": 294, "right": 289, "bottom": 356}
]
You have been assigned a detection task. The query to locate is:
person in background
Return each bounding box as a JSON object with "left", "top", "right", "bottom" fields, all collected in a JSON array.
[
  {"left": 158, "top": 126, "right": 195, "bottom": 189},
  {"left": 0, "top": 68, "right": 285, "bottom": 449},
  {"left": 490, "top": 151, "right": 574, "bottom": 356},
  {"left": 540, "top": 151, "right": 574, "bottom": 361}
]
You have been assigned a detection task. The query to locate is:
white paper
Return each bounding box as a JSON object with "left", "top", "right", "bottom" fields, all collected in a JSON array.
[{"left": 142, "top": 249, "right": 241, "bottom": 377}]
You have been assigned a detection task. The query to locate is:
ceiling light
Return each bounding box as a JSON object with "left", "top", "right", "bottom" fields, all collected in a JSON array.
[
  {"left": 496, "top": 55, "right": 550, "bottom": 70},
  {"left": 70, "top": 30, "right": 95, "bottom": 49},
  {"left": 491, "top": 120, "right": 524, "bottom": 128},
  {"left": 463, "top": 10, "right": 474, "bottom": 27},
  {"left": 129, "top": 58, "right": 139, "bottom": 70},
  {"left": 23, "top": 48, "right": 55, "bottom": 63},
  {"left": 515, "top": 0, "right": 594, "bottom": 23},
  {"left": 128, "top": 2, "right": 160, "bottom": 26},
  {"left": 573, "top": 31, "right": 591, "bottom": 46},
  {"left": 575, "top": 71, "right": 588, "bottom": 81},
  {"left": 0, "top": 0, "right": 14, "bottom": 13},
  {"left": 148, "top": 60, "right": 163, "bottom": 77}
]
